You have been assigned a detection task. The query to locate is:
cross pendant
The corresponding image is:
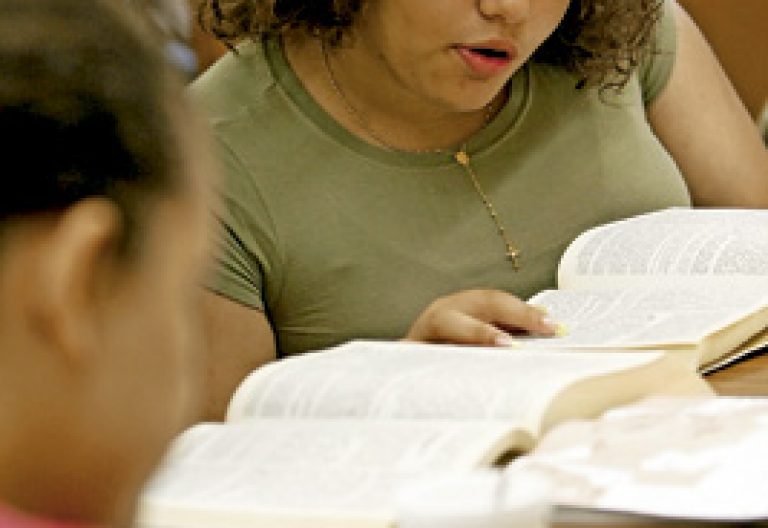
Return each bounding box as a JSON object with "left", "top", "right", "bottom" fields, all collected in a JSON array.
[
  {"left": 506, "top": 246, "right": 521, "bottom": 271},
  {"left": 454, "top": 150, "right": 470, "bottom": 167}
]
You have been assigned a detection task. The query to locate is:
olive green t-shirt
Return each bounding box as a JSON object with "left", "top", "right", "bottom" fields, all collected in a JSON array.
[{"left": 191, "top": 0, "right": 690, "bottom": 357}]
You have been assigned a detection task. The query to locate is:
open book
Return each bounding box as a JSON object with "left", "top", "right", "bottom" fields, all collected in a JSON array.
[
  {"left": 520, "top": 208, "right": 768, "bottom": 371},
  {"left": 394, "top": 397, "right": 768, "bottom": 526},
  {"left": 509, "top": 397, "right": 768, "bottom": 524},
  {"left": 138, "top": 340, "right": 712, "bottom": 528}
]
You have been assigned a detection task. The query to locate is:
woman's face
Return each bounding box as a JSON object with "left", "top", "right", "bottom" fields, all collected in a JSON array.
[{"left": 354, "top": 0, "right": 571, "bottom": 111}]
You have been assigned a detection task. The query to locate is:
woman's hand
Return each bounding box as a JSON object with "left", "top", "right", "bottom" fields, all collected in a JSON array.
[{"left": 405, "top": 289, "right": 560, "bottom": 347}]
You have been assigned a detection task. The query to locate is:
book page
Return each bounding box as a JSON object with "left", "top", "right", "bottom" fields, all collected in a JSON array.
[
  {"left": 139, "top": 463, "right": 400, "bottom": 528},
  {"left": 525, "top": 286, "right": 768, "bottom": 348},
  {"left": 558, "top": 208, "right": 768, "bottom": 290},
  {"left": 509, "top": 397, "right": 768, "bottom": 521},
  {"left": 140, "top": 422, "right": 448, "bottom": 528},
  {"left": 161, "top": 419, "right": 523, "bottom": 474},
  {"left": 227, "top": 341, "right": 700, "bottom": 437},
  {"left": 138, "top": 420, "right": 526, "bottom": 528}
]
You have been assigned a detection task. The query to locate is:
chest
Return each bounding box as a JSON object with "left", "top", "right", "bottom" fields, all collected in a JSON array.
[{"left": 254, "top": 73, "right": 690, "bottom": 354}]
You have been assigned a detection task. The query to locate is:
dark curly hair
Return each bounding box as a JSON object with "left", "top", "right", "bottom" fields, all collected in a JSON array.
[{"left": 197, "top": 0, "right": 664, "bottom": 91}]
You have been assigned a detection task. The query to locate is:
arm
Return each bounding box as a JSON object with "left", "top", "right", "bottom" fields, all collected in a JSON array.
[
  {"left": 200, "top": 289, "right": 276, "bottom": 421},
  {"left": 648, "top": 3, "right": 768, "bottom": 207}
]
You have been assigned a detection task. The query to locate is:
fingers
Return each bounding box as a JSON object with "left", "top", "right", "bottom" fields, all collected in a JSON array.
[
  {"left": 405, "top": 289, "right": 563, "bottom": 346},
  {"left": 471, "top": 290, "right": 558, "bottom": 337},
  {"left": 408, "top": 305, "right": 517, "bottom": 347}
]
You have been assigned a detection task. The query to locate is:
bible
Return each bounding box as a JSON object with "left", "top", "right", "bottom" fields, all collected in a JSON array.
[
  {"left": 520, "top": 208, "right": 768, "bottom": 371},
  {"left": 138, "top": 340, "right": 711, "bottom": 528}
]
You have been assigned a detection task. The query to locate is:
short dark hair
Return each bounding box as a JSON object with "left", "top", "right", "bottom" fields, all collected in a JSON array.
[
  {"left": 198, "top": 0, "right": 663, "bottom": 91},
  {"left": 0, "top": 0, "right": 186, "bottom": 253}
]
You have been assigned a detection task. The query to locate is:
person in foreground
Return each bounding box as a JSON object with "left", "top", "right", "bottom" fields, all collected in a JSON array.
[
  {"left": 0, "top": 0, "right": 213, "bottom": 525},
  {"left": 193, "top": 0, "right": 768, "bottom": 419},
  {"left": 761, "top": 103, "right": 768, "bottom": 146}
]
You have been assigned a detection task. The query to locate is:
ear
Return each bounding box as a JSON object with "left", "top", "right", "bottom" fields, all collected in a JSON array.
[{"left": 33, "top": 198, "right": 124, "bottom": 365}]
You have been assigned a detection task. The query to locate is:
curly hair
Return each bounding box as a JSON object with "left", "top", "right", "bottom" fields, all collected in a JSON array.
[{"left": 197, "top": 0, "right": 664, "bottom": 91}]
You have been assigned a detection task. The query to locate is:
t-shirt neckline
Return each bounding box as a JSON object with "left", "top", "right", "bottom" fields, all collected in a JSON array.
[{"left": 263, "top": 36, "right": 530, "bottom": 168}]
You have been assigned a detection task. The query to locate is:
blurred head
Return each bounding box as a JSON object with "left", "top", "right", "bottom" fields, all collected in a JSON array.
[
  {"left": 0, "top": 0, "right": 213, "bottom": 523},
  {"left": 129, "top": 0, "right": 200, "bottom": 77}
]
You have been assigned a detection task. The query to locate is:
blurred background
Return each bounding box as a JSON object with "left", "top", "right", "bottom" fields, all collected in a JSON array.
[{"left": 677, "top": 0, "right": 768, "bottom": 121}]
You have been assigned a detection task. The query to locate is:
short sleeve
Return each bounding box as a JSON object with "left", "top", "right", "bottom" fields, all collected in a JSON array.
[
  {"left": 640, "top": 0, "right": 678, "bottom": 106},
  {"left": 204, "top": 135, "right": 281, "bottom": 311}
]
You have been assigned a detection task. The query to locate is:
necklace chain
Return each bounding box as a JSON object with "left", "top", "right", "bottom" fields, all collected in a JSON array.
[{"left": 321, "top": 42, "right": 521, "bottom": 270}]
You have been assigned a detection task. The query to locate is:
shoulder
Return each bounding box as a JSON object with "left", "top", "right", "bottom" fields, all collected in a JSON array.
[
  {"left": 189, "top": 39, "right": 278, "bottom": 123},
  {"left": 528, "top": 0, "right": 679, "bottom": 108},
  {"left": 639, "top": 0, "right": 679, "bottom": 106}
]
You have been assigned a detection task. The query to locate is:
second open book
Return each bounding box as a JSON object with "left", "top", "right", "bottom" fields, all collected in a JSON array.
[
  {"left": 522, "top": 207, "right": 768, "bottom": 370},
  {"left": 139, "top": 341, "right": 711, "bottom": 528}
]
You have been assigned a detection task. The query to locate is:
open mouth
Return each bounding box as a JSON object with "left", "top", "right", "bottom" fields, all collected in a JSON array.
[
  {"left": 455, "top": 43, "right": 517, "bottom": 76},
  {"left": 469, "top": 47, "right": 510, "bottom": 60}
]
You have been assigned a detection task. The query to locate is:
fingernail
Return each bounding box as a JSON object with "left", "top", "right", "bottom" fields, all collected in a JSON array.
[
  {"left": 541, "top": 317, "right": 567, "bottom": 337},
  {"left": 530, "top": 304, "right": 549, "bottom": 315},
  {"left": 495, "top": 334, "right": 521, "bottom": 348}
]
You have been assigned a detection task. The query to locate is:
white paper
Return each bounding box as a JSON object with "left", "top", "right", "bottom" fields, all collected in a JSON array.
[{"left": 508, "top": 397, "right": 768, "bottom": 521}]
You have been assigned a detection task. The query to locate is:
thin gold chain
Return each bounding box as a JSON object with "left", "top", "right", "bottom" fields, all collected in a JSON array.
[
  {"left": 321, "top": 42, "right": 521, "bottom": 271},
  {"left": 453, "top": 151, "right": 521, "bottom": 270}
]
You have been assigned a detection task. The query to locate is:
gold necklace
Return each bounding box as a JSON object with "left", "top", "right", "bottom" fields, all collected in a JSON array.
[{"left": 322, "top": 43, "right": 521, "bottom": 270}]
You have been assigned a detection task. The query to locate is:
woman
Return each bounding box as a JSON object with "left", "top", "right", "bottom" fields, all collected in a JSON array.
[
  {"left": 192, "top": 0, "right": 768, "bottom": 418},
  {"left": 0, "top": 0, "right": 213, "bottom": 525}
]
